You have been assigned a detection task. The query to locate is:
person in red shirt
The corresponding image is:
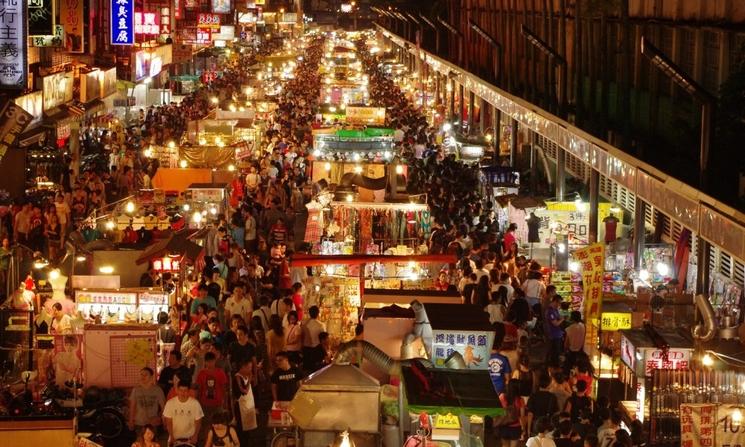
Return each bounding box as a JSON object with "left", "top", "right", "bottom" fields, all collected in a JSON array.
[
  {"left": 196, "top": 351, "right": 228, "bottom": 423},
  {"left": 502, "top": 223, "right": 518, "bottom": 257},
  {"left": 270, "top": 218, "right": 288, "bottom": 245},
  {"left": 290, "top": 282, "right": 305, "bottom": 321}
]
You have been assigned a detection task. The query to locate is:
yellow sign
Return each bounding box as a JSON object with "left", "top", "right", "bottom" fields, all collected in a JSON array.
[
  {"left": 434, "top": 413, "right": 461, "bottom": 430},
  {"left": 600, "top": 312, "right": 632, "bottom": 331},
  {"left": 572, "top": 243, "right": 605, "bottom": 346},
  {"left": 345, "top": 106, "right": 386, "bottom": 125}
]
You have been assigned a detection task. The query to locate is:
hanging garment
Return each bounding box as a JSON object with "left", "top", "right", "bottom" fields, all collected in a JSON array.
[
  {"left": 420, "top": 210, "right": 431, "bottom": 238},
  {"left": 304, "top": 201, "right": 323, "bottom": 243},
  {"left": 359, "top": 209, "right": 373, "bottom": 249}
]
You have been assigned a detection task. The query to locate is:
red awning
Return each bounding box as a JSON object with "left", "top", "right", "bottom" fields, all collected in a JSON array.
[{"left": 289, "top": 254, "right": 457, "bottom": 267}]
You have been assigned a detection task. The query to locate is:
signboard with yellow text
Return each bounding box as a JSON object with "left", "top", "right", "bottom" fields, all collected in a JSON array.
[{"left": 345, "top": 106, "right": 386, "bottom": 125}]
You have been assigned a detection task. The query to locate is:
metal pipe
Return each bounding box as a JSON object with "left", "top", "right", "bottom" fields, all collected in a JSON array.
[
  {"left": 588, "top": 170, "right": 599, "bottom": 243},
  {"left": 692, "top": 293, "right": 716, "bottom": 342}
]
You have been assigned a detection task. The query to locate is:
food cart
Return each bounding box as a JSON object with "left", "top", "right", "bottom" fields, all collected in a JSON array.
[{"left": 289, "top": 363, "right": 381, "bottom": 447}]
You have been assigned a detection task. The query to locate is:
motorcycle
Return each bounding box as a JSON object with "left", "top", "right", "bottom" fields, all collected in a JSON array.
[{"left": 54, "top": 385, "right": 128, "bottom": 441}]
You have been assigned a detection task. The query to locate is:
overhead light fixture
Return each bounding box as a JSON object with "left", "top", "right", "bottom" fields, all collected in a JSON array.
[
  {"left": 48, "top": 269, "right": 60, "bottom": 280},
  {"left": 702, "top": 353, "right": 714, "bottom": 367},
  {"left": 179, "top": 159, "right": 188, "bottom": 168},
  {"left": 76, "top": 255, "right": 87, "bottom": 262},
  {"left": 125, "top": 201, "right": 136, "bottom": 214},
  {"left": 99, "top": 265, "right": 115, "bottom": 274},
  {"left": 105, "top": 220, "right": 115, "bottom": 230}
]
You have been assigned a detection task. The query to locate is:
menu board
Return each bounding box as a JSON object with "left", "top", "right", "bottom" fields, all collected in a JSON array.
[{"left": 551, "top": 270, "right": 583, "bottom": 310}]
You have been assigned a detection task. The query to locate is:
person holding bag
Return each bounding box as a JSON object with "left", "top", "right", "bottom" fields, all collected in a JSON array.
[{"left": 233, "top": 358, "right": 257, "bottom": 446}]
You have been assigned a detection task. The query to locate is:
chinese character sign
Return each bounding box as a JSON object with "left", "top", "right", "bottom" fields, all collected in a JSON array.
[
  {"left": 716, "top": 404, "right": 745, "bottom": 447},
  {"left": 111, "top": 0, "right": 134, "bottom": 45},
  {"left": 643, "top": 348, "right": 691, "bottom": 376},
  {"left": 680, "top": 404, "right": 716, "bottom": 447},
  {"left": 431, "top": 329, "right": 493, "bottom": 370},
  {"left": 0, "top": 0, "right": 27, "bottom": 88},
  {"left": 0, "top": 103, "right": 32, "bottom": 161},
  {"left": 572, "top": 242, "right": 605, "bottom": 346},
  {"left": 28, "top": 0, "right": 55, "bottom": 36},
  {"left": 198, "top": 13, "right": 221, "bottom": 30},
  {"left": 60, "top": 0, "right": 83, "bottom": 52},
  {"left": 600, "top": 312, "right": 632, "bottom": 331},
  {"left": 135, "top": 12, "right": 159, "bottom": 35}
]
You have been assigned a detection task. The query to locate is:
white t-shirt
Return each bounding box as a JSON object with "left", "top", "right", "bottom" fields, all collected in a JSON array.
[
  {"left": 565, "top": 322, "right": 585, "bottom": 352},
  {"left": 225, "top": 296, "right": 253, "bottom": 321},
  {"left": 522, "top": 279, "right": 545, "bottom": 299},
  {"left": 302, "top": 318, "right": 326, "bottom": 347},
  {"left": 162, "top": 396, "right": 204, "bottom": 440},
  {"left": 526, "top": 435, "right": 556, "bottom": 447},
  {"left": 485, "top": 303, "right": 505, "bottom": 324},
  {"left": 55, "top": 202, "right": 70, "bottom": 225}
]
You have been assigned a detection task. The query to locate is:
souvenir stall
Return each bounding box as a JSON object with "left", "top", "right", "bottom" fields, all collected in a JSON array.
[
  {"left": 708, "top": 273, "right": 743, "bottom": 330},
  {"left": 617, "top": 327, "right": 695, "bottom": 430},
  {"left": 291, "top": 254, "right": 458, "bottom": 344},
  {"left": 401, "top": 304, "right": 500, "bottom": 447},
  {"left": 307, "top": 201, "right": 431, "bottom": 254},
  {"left": 480, "top": 165, "right": 520, "bottom": 199},
  {"left": 74, "top": 289, "right": 169, "bottom": 324}
]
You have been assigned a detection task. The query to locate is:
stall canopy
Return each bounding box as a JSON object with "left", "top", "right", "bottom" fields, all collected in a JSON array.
[
  {"left": 136, "top": 230, "right": 204, "bottom": 265},
  {"left": 402, "top": 367, "right": 503, "bottom": 417},
  {"left": 290, "top": 254, "right": 457, "bottom": 267}
]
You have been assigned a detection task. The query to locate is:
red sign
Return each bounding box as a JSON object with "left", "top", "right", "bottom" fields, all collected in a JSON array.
[
  {"left": 643, "top": 348, "right": 691, "bottom": 376},
  {"left": 196, "top": 29, "right": 212, "bottom": 44},
  {"left": 135, "top": 12, "right": 160, "bottom": 35},
  {"left": 197, "top": 13, "right": 221, "bottom": 30}
]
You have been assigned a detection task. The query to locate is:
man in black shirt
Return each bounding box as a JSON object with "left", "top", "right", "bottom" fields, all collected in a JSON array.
[
  {"left": 158, "top": 351, "right": 191, "bottom": 396},
  {"left": 271, "top": 352, "right": 301, "bottom": 402},
  {"left": 227, "top": 325, "right": 256, "bottom": 374},
  {"left": 526, "top": 373, "right": 559, "bottom": 435}
]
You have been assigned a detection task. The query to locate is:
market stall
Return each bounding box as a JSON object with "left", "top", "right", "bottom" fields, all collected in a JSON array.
[{"left": 291, "top": 254, "right": 457, "bottom": 343}]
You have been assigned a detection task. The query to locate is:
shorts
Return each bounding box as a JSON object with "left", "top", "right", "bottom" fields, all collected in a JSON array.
[{"left": 498, "top": 425, "right": 522, "bottom": 440}]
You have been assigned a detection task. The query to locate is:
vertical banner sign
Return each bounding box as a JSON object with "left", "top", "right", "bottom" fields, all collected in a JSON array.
[
  {"left": 0, "top": 0, "right": 27, "bottom": 88},
  {"left": 716, "top": 404, "right": 745, "bottom": 447},
  {"left": 28, "top": 0, "right": 55, "bottom": 36},
  {"left": 681, "top": 404, "right": 716, "bottom": 447},
  {"left": 60, "top": 0, "right": 84, "bottom": 53},
  {"left": 111, "top": 0, "right": 134, "bottom": 45},
  {"left": 571, "top": 242, "right": 605, "bottom": 347},
  {"left": 0, "top": 103, "right": 33, "bottom": 161}
]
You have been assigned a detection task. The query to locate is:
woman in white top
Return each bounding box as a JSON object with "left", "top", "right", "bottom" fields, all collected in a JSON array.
[
  {"left": 521, "top": 270, "right": 546, "bottom": 309},
  {"left": 526, "top": 416, "right": 556, "bottom": 447}
]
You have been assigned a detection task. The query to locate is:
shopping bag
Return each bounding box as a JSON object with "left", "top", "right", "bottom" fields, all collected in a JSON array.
[{"left": 238, "top": 385, "right": 258, "bottom": 431}]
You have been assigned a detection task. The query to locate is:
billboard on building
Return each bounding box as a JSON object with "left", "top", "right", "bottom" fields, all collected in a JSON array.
[{"left": 60, "top": 0, "right": 84, "bottom": 52}]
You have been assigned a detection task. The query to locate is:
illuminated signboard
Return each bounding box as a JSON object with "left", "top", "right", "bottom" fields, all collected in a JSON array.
[
  {"left": 28, "top": 0, "right": 55, "bottom": 36},
  {"left": 600, "top": 312, "right": 632, "bottom": 331},
  {"left": 60, "top": 0, "right": 83, "bottom": 52},
  {"left": 197, "top": 13, "right": 221, "bottom": 30},
  {"left": 197, "top": 29, "right": 212, "bottom": 44},
  {"left": 42, "top": 71, "right": 74, "bottom": 111},
  {"left": 111, "top": 0, "right": 135, "bottom": 45},
  {"left": 31, "top": 24, "right": 64, "bottom": 47},
  {"left": 135, "top": 12, "right": 160, "bottom": 35},
  {"left": 0, "top": 0, "right": 27, "bottom": 88},
  {"left": 642, "top": 348, "right": 691, "bottom": 376},
  {"left": 431, "top": 329, "right": 493, "bottom": 370}
]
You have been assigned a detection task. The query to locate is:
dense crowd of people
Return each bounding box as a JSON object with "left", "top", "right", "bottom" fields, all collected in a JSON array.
[{"left": 0, "top": 29, "right": 641, "bottom": 447}]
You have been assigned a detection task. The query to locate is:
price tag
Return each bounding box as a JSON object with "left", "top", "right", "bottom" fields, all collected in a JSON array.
[{"left": 434, "top": 413, "right": 461, "bottom": 430}]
